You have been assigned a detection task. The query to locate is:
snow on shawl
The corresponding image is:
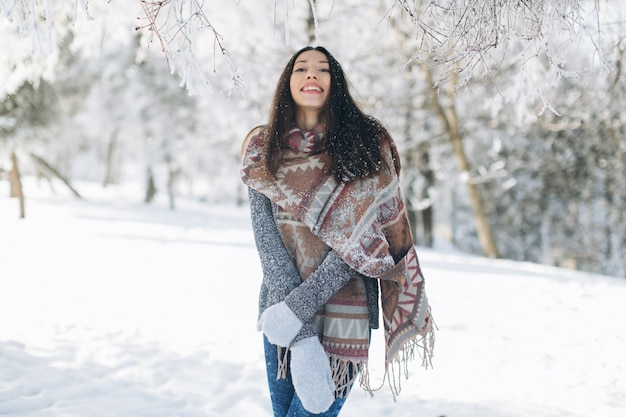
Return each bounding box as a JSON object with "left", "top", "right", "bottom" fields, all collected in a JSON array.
[{"left": 241, "top": 127, "right": 435, "bottom": 394}]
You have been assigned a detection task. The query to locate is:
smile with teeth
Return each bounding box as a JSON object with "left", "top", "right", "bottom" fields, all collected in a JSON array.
[{"left": 302, "top": 85, "right": 322, "bottom": 92}]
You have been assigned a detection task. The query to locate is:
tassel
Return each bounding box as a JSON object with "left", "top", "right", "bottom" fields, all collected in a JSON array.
[
  {"left": 329, "top": 356, "right": 364, "bottom": 398},
  {"left": 382, "top": 313, "right": 438, "bottom": 399},
  {"left": 276, "top": 346, "right": 289, "bottom": 380}
]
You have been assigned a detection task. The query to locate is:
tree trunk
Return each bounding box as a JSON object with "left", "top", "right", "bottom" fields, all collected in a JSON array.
[
  {"left": 403, "top": 144, "right": 435, "bottom": 248},
  {"left": 305, "top": 0, "right": 317, "bottom": 44},
  {"left": 167, "top": 155, "right": 179, "bottom": 210},
  {"left": 420, "top": 147, "right": 435, "bottom": 248},
  {"left": 9, "top": 151, "right": 25, "bottom": 219},
  {"left": 145, "top": 167, "right": 157, "bottom": 203},
  {"left": 103, "top": 129, "right": 119, "bottom": 187},
  {"left": 605, "top": 50, "right": 626, "bottom": 277},
  {"left": 423, "top": 67, "right": 499, "bottom": 258},
  {"left": 29, "top": 153, "right": 82, "bottom": 199}
]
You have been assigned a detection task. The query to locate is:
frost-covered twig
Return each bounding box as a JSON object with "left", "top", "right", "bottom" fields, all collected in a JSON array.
[
  {"left": 2, "top": 0, "right": 91, "bottom": 54},
  {"left": 136, "top": 0, "right": 244, "bottom": 95},
  {"left": 390, "top": 0, "right": 605, "bottom": 91},
  {"left": 3, "top": 0, "right": 51, "bottom": 54}
]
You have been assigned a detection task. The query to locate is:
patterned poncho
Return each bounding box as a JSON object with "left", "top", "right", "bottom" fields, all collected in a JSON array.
[{"left": 241, "top": 126, "right": 435, "bottom": 395}]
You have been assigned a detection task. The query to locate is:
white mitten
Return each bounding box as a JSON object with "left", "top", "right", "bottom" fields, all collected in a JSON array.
[
  {"left": 257, "top": 301, "right": 303, "bottom": 347},
  {"left": 290, "top": 336, "right": 335, "bottom": 414}
]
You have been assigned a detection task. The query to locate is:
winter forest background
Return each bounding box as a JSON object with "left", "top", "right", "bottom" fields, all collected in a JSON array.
[{"left": 2, "top": 0, "right": 625, "bottom": 279}]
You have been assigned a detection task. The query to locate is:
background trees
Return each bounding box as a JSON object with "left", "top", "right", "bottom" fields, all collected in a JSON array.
[{"left": 1, "top": 0, "right": 624, "bottom": 278}]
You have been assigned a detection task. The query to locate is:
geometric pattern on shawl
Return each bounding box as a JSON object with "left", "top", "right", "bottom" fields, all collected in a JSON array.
[
  {"left": 273, "top": 139, "right": 372, "bottom": 395},
  {"left": 242, "top": 126, "right": 435, "bottom": 394}
]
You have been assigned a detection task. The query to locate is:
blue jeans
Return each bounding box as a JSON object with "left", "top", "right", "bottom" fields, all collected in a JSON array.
[{"left": 263, "top": 336, "right": 354, "bottom": 417}]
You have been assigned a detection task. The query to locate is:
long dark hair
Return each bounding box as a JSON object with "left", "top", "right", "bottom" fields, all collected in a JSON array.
[{"left": 263, "top": 46, "right": 396, "bottom": 183}]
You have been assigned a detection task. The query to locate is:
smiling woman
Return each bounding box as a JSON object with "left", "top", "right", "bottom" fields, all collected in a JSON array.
[
  {"left": 240, "top": 46, "right": 435, "bottom": 417},
  {"left": 289, "top": 50, "right": 330, "bottom": 127}
]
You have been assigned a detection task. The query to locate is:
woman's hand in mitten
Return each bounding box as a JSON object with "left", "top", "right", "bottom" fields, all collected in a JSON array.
[
  {"left": 290, "top": 336, "right": 335, "bottom": 414},
  {"left": 257, "top": 301, "right": 303, "bottom": 347}
]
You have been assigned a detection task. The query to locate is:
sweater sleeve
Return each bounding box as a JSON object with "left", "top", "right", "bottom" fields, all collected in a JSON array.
[
  {"left": 249, "top": 187, "right": 301, "bottom": 301},
  {"left": 249, "top": 187, "right": 318, "bottom": 341},
  {"left": 284, "top": 250, "right": 354, "bottom": 323}
]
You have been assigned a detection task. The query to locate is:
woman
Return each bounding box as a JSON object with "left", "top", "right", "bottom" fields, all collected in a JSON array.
[{"left": 241, "top": 46, "right": 434, "bottom": 417}]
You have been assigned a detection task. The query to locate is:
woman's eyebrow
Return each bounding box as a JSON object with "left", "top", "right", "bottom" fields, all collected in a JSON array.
[{"left": 295, "top": 59, "right": 329, "bottom": 64}]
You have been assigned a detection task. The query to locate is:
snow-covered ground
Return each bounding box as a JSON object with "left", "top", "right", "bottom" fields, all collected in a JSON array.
[{"left": 1, "top": 179, "right": 625, "bottom": 417}]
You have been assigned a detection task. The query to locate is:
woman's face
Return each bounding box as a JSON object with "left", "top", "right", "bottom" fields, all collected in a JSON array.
[{"left": 289, "top": 49, "right": 331, "bottom": 113}]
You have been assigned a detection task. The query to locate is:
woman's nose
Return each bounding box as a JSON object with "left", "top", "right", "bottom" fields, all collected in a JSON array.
[{"left": 307, "top": 70, "right": 318, "bottom": 79}]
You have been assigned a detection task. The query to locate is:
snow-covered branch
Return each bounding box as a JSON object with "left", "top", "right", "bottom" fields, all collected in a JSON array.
[
  {"left": 2, "top": 0, "right": 91, "bottom": 54},
  {"left": 2, "top": 0, "right": 244, "bottom": 95},
  {"left": 389, "top": 0, "right": 604, "bottom": 88},
  {"left": 135, "top": 0, "right": 244, "bottom": 95},
  {"left": 2, "top": 0, "right": 608, "bottom": 97}
]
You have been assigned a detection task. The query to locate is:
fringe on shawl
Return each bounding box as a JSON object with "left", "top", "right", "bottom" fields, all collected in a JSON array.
[
  {"left": 275, "top": 345, "right": 367, "bottom": 398},
  {"left": 383, "top": 309, "right": 437, "bottom": 400},
  {"left": 276, "top": 346, "right": 289, "bottom": 380},
  {"left": 274, "top": 311, "right": 436, "bottom": 400},
  {"left": 331, "top": 355, "right": 367, "bottom": 398},
  {"left": 359, "top": 308, "right": 437, "bottom": 400}
]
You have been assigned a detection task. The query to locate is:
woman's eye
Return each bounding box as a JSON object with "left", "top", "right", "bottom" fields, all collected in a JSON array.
[
  {"left": 320, "top": 68, "right": 330, "bottom": 73},
  {"left": 294, "top": 67, "right": 306, "bottom": 72}
]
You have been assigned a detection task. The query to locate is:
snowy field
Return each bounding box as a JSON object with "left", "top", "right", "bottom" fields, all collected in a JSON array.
[{"left": 1, "top": 179, "right": 625, "bottom": 417}]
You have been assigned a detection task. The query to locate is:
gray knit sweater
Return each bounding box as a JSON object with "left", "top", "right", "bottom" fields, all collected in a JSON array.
[{"left": 248, "top": 188, "right": 379, "bottom": 343}]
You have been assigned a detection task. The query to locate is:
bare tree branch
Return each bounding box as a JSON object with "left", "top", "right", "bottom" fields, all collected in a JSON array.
[
  {"left": 135, "top": 0, "right": 244, "bottom": 95},
  {"left": 2, "top": 0, "right": 610, "bottom": 99},
  {"left": 389, "top": 0, "right": 605, "bottom": 90}
]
